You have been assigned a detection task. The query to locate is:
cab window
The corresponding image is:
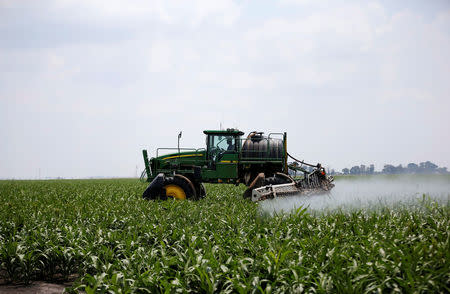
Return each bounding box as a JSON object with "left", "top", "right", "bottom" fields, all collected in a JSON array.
[
  {"left": 210, "top": 135, "right": 235, "bottom": 151},
  {"left": 207, "top": 135, "right": 236, "bottom": 160}
]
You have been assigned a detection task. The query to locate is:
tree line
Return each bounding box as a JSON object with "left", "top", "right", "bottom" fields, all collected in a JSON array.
[{"left": 328, "top": 161, "right": 448, "bottom": 175}]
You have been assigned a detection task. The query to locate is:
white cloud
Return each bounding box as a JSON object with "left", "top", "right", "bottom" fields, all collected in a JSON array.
[
  {"left": 43, "top": 0, "right": 241, "bottom": 27},
  {"left": 1, "top": 1, "right": 450, "bottom": 178},
  {"left": 279, "top": 0, "right": 315, "bottom": 5}
]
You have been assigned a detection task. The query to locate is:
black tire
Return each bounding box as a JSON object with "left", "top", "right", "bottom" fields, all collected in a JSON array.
[
  {"left": 161, "top": 176, "right": 196, "bottom": 200},
  {"left": 264, "top": 173, "right": 293, "bottom": 185},
  {"left": 194, "top": 182, "right": 206, "bottom": 199},
  {"left": 264, "top": 176, "right": 283, "bottom": 185}
]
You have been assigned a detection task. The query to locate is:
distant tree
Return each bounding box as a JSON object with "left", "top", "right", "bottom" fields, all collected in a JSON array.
[
  {"left": 419, "top": 161, "right": 438, "bottom": 173},
  {"left": 350, "top": 166, "right": 361, "bottom": 175},
  {"left": 342, "top": 168, "right": 349, "bottom": 175},
  {"left": 380, "top": 162, "right": 448, "bottom": 174},
  {"left": 360, "top": 165, "right": 366, "bottom": 174},
  {"left": 382, "top": 164, "right": 396, "bottom": 174},
  {"left": 330, "top": 169, "right": 335, "bottom": 175},
  {"left": 368, "top": 164, "right": 375, "bottom": 174},
  {"left": 407, "top": 163, "right": 419, "bottom": 173},
  {"left": 425, "top": 161, "right": 438, "bottom": 170}
]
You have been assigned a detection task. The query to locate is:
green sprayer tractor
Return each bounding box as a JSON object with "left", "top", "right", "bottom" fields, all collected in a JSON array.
[{"left": 141, "top": 129, "right": 334, "bottom": 201}]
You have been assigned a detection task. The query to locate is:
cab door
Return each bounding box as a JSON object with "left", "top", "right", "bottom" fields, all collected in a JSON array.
[{"left": 205, "top": 134, "right": 238, "bottom": 179}]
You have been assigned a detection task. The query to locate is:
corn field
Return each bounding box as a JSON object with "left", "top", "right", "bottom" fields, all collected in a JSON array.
[{"left": 0, "top": 178, "right": 449, "bottom": 293}]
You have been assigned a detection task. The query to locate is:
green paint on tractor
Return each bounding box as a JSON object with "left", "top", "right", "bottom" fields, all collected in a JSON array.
[{"left": 141, "top": 129, "right": 334, "bottom": 201}]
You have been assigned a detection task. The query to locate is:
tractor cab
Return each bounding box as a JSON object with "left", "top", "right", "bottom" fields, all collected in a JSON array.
[
  {"left": 203, "top": 129, "right": 244, "bottom": 179},
  {"left": 204, "top": 129, "right": 244, "bottom": 161}
]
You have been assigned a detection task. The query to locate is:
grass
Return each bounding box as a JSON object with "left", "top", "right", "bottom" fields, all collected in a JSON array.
[{"left": 0, "top": 178, "right": 449, "bottom": 293}]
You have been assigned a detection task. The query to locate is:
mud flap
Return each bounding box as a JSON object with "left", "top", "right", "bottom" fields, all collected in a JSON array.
[{"left": 142, "top": 173, "right": 165, "bottom": 199}]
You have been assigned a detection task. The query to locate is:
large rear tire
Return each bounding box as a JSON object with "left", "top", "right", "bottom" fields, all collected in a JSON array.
[
  {"left": 163, "top": 176, "right": 196, "bottom": 200},
  {"left": 144, "top": 175, "right": 196, "bottom": 200}
]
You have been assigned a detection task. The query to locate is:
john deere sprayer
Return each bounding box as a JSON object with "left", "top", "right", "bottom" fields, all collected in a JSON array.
[{"left": 141, "top": 129, "right": 334, "bottom": 201}]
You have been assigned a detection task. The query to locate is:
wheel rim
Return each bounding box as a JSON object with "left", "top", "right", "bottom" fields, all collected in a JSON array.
[{"left": 164, "top": 184, "right": 186, "bottom": 200}]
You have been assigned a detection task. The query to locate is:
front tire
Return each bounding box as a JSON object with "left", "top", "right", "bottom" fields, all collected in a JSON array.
[
  {"left": 162, "top": 176, "right": 196, "bottom": 200},
  {"left": 143, "top": 174, "right": 196, "bottom": 200}
]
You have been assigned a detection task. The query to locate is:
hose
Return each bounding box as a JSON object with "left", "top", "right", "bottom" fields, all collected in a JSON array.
[{"left": 286, "top": 152, "right": 320, "bottom": 168}]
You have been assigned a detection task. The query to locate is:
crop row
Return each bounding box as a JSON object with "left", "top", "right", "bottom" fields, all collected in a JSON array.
[{"left": 0, "top": 179, "right": 449, "bottom": 293}]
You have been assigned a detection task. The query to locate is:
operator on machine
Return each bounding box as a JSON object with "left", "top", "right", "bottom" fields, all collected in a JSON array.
[{"left": 226, "top": 137, "right": 235, "bottom": 151}]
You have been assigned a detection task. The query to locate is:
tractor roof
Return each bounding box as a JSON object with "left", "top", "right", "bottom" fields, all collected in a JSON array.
[{"left": 203, "top": 129, "right": 244, "bottom": 136}]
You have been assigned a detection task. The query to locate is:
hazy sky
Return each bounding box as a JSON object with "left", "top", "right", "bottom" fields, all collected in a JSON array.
[{"left": 1, "top": 0, "right": 449, "bottom": 178}]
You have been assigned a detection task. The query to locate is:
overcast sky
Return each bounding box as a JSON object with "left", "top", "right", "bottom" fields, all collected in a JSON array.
[{"left": 1, "top": 0, "right": 449, "bottom": 179}]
